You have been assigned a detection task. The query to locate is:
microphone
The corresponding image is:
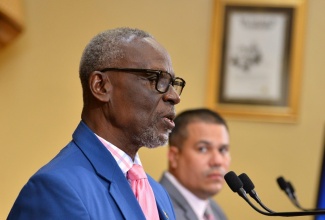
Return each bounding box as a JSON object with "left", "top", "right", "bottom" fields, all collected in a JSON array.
[
  {"left": 224, "top": 171, "right": 325, "bottom": 217},
  {"left": 224, "top": 171, "right": 275, "bottom": 216},
  {"left": 238, "top": 173, "right": 275, "bottom": 213},
  {"left": 277, "top": 176, "right": 293, "bottom": 199},
  {"left": 277, "top": 176, "right": 323, "bottom": 211}
]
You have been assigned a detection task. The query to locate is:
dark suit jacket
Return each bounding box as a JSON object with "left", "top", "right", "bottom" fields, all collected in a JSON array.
[
  {"left": 159, "top": 172, "right": 227, "bottom": 220},
  {"left": 8, "top": 121, "right": 175, "bottom": 220}
]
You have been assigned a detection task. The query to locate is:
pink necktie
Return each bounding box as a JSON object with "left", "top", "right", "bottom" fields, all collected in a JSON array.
[
  {"left": 127, "top": 164, "right": 160, "bottom": 220},
  {"left": 204, "top": 204, "right": 215, "bottom": 220}
]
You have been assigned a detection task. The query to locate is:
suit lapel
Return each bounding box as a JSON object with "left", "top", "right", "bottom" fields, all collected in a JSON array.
[
  {"left": 160, "top": 173, "right": 198, "bottom": 220},
  {"left": 73, "top": 121, "right": 146, "bottom": 219},
  {"left": 155, "top": 194, "right": 170, "bottom": 220},
  {"left": 109, "top": 177, "right": 145, "bottom": 219},
  {"left": 149, "top": 176, "right": 175, "bottom": 220},
  {"left": 209, "top": 199, "right": 227, "bottom": 220},
  {"left": 157, "top": 206, "right": 170, "bottom": 220}
]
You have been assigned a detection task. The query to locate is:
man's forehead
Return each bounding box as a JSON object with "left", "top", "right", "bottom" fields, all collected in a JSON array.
[
  {"left": 187, "top": 122, "right": 228, "bottom": 134},
  {"left": 120, "top": 37, "right": 172, "bottom": 70},
  {"left": 125, "top": 37, "right": 165, "bottom": 53}
]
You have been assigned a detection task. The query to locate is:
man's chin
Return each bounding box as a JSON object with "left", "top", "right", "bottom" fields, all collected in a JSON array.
[
  {"left": 144, "top": 134, "right": 168, "bottom": 149},
  {"left": 206, "top": 183, "right": 223, "bottom": 195}
]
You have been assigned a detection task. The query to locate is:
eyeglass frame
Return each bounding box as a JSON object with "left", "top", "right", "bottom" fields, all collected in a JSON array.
[{"left": 99, "top": 67, "right": 186, "bottom": 96}]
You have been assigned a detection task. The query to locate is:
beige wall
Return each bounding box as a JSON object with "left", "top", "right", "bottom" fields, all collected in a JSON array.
[{"left": 1, "top": 0, "right": 325, "bottom": 219}]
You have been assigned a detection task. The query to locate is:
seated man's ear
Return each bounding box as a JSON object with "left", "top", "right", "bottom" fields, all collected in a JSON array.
[
  {"left": 89, "top": 71, "right": 111, "bottom": 102},
  {"left": 168, "top": 146, "right": 180, "bottom": 169}
]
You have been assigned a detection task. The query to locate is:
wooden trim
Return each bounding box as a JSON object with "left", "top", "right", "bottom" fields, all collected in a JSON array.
[{"left": 0, "top": 0, "right": 24, "bottom": 48}]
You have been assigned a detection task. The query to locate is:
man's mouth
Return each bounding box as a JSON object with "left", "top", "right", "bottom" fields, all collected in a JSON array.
[
  {"left": 206, "top": 168, "right": 227, "bottom": 181},
  {"left": 163, "top": 112, "right": 176, "bottom": 129},
  {"left": 207, "top": 173, "right": 224, "bottom": 180}
]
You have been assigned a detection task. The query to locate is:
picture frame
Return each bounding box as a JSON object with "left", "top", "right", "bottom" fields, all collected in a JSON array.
[{"left": 206, "top": 0, "right": 307, "bottom": 123}]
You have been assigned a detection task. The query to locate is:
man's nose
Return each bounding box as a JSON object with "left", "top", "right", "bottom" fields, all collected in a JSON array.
[
  {"left": 209, "top": 151, "right": 224, "bottom": 166},
  {"left": 162, "top": 85, "right": 181, "bottom": 105}
]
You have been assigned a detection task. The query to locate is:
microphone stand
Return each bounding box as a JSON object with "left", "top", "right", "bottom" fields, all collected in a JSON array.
[
  {"left": 225, "top": 171, "right": 325, "bottom": 217},
  {"left": 277, "top": 176, "right": 324, "bottom": 211}
]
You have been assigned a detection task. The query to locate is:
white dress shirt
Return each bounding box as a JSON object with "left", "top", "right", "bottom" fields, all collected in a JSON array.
[{"left": 165, "top": 171, "right": 210, "bottom": 220}]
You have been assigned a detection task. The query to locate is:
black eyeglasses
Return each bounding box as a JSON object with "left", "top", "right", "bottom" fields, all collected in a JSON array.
[{"left": 99, "top": 68, "right": 186, "bottom": 96}]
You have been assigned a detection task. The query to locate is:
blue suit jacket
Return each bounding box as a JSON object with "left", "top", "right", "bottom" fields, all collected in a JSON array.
[{"left": 8, "top": 121, "right": 175, "bottom": 220}]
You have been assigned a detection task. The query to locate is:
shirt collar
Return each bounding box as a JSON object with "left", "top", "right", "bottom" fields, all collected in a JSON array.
[
  {"left": 165, "top": 171, "right": 209, "bottom": 219},
  {"left": 95, "top": 134, "right": 142, "bottom": 176}
]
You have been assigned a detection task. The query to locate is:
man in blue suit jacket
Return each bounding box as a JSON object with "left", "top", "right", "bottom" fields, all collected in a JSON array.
[{"left": 8, "top": 27, "right": 186, "bottom": 220}]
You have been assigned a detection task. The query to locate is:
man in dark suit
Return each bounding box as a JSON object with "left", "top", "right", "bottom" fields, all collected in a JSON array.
[
  {"left": 160, "top": 108, "right": 230, "bottom": 220},
  {"left": 8, "top": 27, "right": 186, "bottom": 220}
]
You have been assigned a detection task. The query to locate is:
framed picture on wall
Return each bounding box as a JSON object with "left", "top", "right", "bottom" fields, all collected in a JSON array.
[{"left": 206, "top": 0, "right": 307, "bottom": 123}]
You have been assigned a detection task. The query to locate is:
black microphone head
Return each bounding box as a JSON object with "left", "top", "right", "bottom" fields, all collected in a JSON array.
[
  {"left": 239, "top": 173, "right": 255, "bottom": 192},
  {"left": 224, "top": 171, "right": 243, "bottom": 193},
  {"left": 287, "top": 181, "right": 295, "bottom": 193},
  {"left": 277, "top": 176, "right": 288, "bottom": 191}
]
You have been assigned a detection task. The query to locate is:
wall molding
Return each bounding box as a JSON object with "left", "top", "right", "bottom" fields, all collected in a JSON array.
[{"left": 0, "top": 0, "right": 24, "bottom": 48}]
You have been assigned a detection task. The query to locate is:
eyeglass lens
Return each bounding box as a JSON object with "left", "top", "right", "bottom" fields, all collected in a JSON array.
[
  {"left": 172, "top": 79, "right": 184, "bottom": 95},
  {"left": 157, "top": 72, "right": 184, "bottom": 95}
]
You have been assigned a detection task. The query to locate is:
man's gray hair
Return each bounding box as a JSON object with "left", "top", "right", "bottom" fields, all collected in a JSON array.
[{"left": 79, "top": 27, "right": 153, "bottom": 91}]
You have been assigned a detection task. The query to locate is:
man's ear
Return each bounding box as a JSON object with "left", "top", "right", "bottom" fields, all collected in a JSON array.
[
  {"left": 88, "top": 71, "right": 111, "bottom": 102},
  {"left": 168, "top": 146, "right": 180, "bottom": 169}
]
